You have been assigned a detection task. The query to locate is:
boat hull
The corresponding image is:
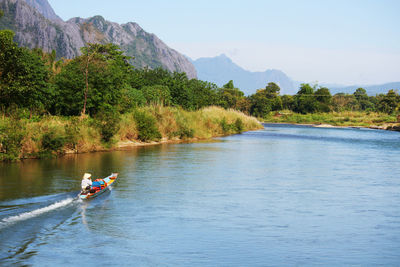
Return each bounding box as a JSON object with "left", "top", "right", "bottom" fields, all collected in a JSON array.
[{"left": 79, "top": 173, "right": 118, "bottom": 200}]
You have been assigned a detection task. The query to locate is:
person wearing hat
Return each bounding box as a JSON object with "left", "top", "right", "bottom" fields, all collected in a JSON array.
[{"left": 81, "top": 173, "right": 93, "bottom": 193}]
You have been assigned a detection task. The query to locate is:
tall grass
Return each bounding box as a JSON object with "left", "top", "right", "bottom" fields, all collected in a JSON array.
[
  {"left": 264, "top": 110, "right": 398, "bottom": 127},
  {"left": 0, "top": 106, "right": 262, "bottom": 161}
]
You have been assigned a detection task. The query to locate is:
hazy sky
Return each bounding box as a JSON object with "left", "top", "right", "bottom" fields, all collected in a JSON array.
[{"left": 48, "top": 0, "right": 400, "bottom": 85}]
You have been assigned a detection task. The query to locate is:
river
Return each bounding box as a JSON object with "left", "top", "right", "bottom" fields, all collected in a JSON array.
[{"left": 1, "top": 124, "right": 400, "bottom": 266}]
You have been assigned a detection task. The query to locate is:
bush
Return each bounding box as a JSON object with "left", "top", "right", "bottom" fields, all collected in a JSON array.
[
  {"left": 220, "top": 117, "right": 231, "bottom": 134},
  {"left": 94, "top": 106, "right": 121, "bottom": 143},
  {"left": 41, "top": 131, "right": 65, "bottom": 154},
  {"left": 133, "top": 110, "right": 162, "bottom": 142},
  {"left": 64, "top": 117, "right": 81, "bottom": 149},
  {"left": 175, "top": 127, "right": 194, "bottom": 139},
  {"left": 234, "top": 118, "right": 244, "bottom": 133},
  {"left": 0, "top": 119, "right": 25, "bottom": 161}
]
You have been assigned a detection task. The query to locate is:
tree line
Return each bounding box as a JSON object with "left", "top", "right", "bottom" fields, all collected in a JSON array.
[{"left": 0, "top": 25, "right": 399, "bottom": 120}]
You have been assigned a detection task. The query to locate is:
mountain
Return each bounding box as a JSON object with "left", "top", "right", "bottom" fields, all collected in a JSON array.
[
  {"left": 0, "top": 0, "right": 197, "bottom": 78},
  {"left": 329, "top": 82, "right": 400, "bottom": 96},
  {"left": 192, "top": 54, "right": 296, "bottom": 95},
  {"left": 24, "top": 0, "right": 61, "bottom": 22}
]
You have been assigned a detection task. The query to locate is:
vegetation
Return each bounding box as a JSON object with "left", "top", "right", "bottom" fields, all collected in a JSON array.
[
  {"left": 0, "top": 21, "right": 399, "bottom": 160},
  {"left": 0, "top": 106, "right": 261, "bottom": 160},
  {"left": 263, "top": 111, "right": 397, "bottom": 127}
]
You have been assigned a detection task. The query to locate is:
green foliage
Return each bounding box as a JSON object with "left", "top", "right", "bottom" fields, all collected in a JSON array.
[
  {"left": 64, "top": 117, "right": 82, "bottom": 149},
  {"left": 220, "top": 117, "right": 244, "bottom": 134},
  {"left": 0, "top": 9, "right": 3, "bottom": 18},
  {"left": 133, "top": 110, "right": 162, "bottom": 142},
  {"left": 175, "top": 127, "right": 194, "bottom": 139},
  {"left": 0, "top": 118, "right": 25, "bottom": 161},
  {"left": 294, "top": 83, "right": 318, "bottom": 114},
  {"left": 41, "top": 131, "right": 65, "bottom": 154},
  {"left": 378, "top": 89, "right": 399, "bottom": 114},
  {"left": 94, "top": 106, "right": 121, "bottom": 142},
  {"left": 220, "top": 117, "right": 230, "bottom": 134},
  {"left": 142, "top": 85, "right": 171, "bottom": 106},
  {"left": 223, "top": 80, "right": 235, "bottom": 89},
  {"left": 0, "top": 30, "right": 52, "bottom": 114},
  {"left": 234, "top": 118, "right": 244, "bottom": 133},
  {"left": 119, "top": 87, "right": 146, "bottom": 112}
]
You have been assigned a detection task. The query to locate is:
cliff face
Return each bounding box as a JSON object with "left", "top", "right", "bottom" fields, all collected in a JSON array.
[{"left": 0, "top": 0, "right": 197, "bottom": 78}]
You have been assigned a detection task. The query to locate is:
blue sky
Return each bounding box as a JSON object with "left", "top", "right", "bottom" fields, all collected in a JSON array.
[{"left": 48, "top": 0, "right": 400, "bottom": 85}]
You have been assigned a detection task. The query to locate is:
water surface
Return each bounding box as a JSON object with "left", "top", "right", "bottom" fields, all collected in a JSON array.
[{"left": 1, "top": 124, "right": 400, "bottom": 266}]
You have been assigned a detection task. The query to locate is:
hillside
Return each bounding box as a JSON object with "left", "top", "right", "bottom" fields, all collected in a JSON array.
[
  {"left": 192, "top": 54, "right": 296, "bottom": 95},
  {"left": 0, "top": 0, "right": 197, "bottom": 78}
]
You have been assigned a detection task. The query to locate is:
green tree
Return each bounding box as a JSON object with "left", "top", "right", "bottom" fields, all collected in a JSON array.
[
  {"left": 294, "top": 83, "right": 318, "bottom": 114},
  {"left": 281, "top": 95, "right": 295, "bottom": 110},
  {"left": 264, "top": 82, "right": 281, "bottom": 98},
  {"left": 223, "top": 80, "right": 235, "bottom": 89},
  {"left": 353, "top": 88, "right": 374, "bottom": 111},
  {"left": 314, "top": 87, "right": 332, "bottom": 112},
  {"left": 217, "top": 80, "right": 245, "bottom": 109},
  {"left": 142, "top": 85, "right": 171, "bottom": 106},
  {"left": 0, "top": 30, "right": 52, "bottom": 115},
  {"left": 79, "top": 43, "right": 132, "bottom": 115},
  {"left": 378, "top": 89, "right": 399, "bottom": 114},
  {"left": 55, "top": 43, "right": 132, "bottom": 116}
]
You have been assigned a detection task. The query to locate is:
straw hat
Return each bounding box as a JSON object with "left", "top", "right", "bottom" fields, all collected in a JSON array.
[{"left": 83, "top": 173, "right": 92, "bottom": 179}]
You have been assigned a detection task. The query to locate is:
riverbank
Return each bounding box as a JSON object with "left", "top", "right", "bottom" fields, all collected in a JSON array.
[
  {"left": 263, "top": 111, "right": 400, "bottom": 131},
  {"left": 0, "top": 106, "right": 262, "bottom": 161}
]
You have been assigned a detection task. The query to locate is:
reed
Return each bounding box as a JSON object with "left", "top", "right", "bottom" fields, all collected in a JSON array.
[
  {"left": 0, "top": 106, "right": 262, "bottom": 161},
  {"left": 264, "top": 110, "right": 398, "bottom": 127}
]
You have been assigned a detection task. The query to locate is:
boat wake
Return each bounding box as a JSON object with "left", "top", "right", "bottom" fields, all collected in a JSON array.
[{"left": 0, "top": 197, "right": 75, "bottom": 229}]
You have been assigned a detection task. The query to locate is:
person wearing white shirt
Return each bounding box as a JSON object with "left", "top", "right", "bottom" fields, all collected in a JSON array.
[{"left": 81, "top": 173, "right": 92, "bottom": 192}]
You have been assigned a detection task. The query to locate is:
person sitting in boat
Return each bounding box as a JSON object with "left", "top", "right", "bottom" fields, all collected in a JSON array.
[{"left": 81, "top": 173, "right": 92, "bottom": 193}]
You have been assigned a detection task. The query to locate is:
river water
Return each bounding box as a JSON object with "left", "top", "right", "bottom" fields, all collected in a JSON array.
[{"left": 1, "top": 124, "right": 400, "bottom": 266}]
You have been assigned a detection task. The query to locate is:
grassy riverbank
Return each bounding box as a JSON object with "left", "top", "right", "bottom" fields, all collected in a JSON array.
[
  {"left": 0, "top": 106, "right": 262, "bottom": 161},
  {"left": 263, "top": 111, "right": 400, "bottom": 129}
]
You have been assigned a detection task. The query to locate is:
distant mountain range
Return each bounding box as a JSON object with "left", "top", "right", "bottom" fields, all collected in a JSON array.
[
  {"left": 328, "top": 82, "right": 400, "bottom": 96},
  {"left": 192, "top": 54, "right": 400, "bottom": 96},
  {"left": 191, "top": 54, "right": 297, "bottom": 95},
  {"left": 0, "top": 0, "right": 197, "bottom": 78}
]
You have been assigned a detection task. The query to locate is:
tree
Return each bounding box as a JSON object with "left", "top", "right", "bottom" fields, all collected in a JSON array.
[
  {"left": 314, "top": 87, "right": 332, "bottom": 112},
  {"left": 54, "top": 43, "right": 132, "bottom": 116},
  {"left": 353, "top": 88, "right": 374, "bottom": 111},
  {"left": 294, "top": 84, "right": 318, "bottom": 114},
  {"left": 79, "top": 43, "right": 132, "bottom": 116},
  {"left": 141, "top": 85, "right": 171, "bottom": 106},
  {"left": 354, "top": 88, "right": 368, "bottom": 102},
  {"left": 378, "top": 89, "right": 399, "bottom": 114},
  {"left": 264, "top": 82, "right": 281, "bottom": 98},
  {"left": 223, "top": 80, "right": 235, "bottom": 89},
  {"left": 0, "top": 30, "right": 52, "bottom": 115},
  {"left": 281, "top": 95, "right": 295, "bottom": 110},
  {"left": 0, "top": 9, "right": 3, "bottom": 18},
  {"left": 217, "top": 80, "right": 245, "bottom": 109}
]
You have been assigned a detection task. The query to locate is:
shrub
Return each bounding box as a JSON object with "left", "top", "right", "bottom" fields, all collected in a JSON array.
[
  {"left": 220, "top": 117, "right": 231, "bottom": 134},
  {"left": 94, "top": 106, "right": 121, "bottom": 143},
  {"left": 0, "top": 119, "right": 25, "bottom": 161},
  {"left": 234, "top": 118, "right": 244, "bottom": 133},
  {"left": 64, "top": 117, "right": 81, "bottom": 150},
  {"left": 41, "top": 131, "right": 65, "bottom": 154},
  {"left": 133, "top": 110, "right": 162, "bottom": 142}
]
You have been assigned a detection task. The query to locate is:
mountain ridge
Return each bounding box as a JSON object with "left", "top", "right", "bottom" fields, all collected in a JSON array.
[
  {"left": 0, "top": 0, "right": 197, "bottom": 78},
  {"left": 192, "top": 54, "right": 296, "bottom": 95}
]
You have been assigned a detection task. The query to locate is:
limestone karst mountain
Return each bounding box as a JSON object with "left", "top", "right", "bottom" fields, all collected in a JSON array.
[{"left": 0, "top": 0, "right": 197, "bottom": 78}]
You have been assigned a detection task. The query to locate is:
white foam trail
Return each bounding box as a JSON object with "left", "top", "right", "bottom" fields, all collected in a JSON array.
[{"left": 0, "top": 198, "right": 75, "bottom": 229}]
